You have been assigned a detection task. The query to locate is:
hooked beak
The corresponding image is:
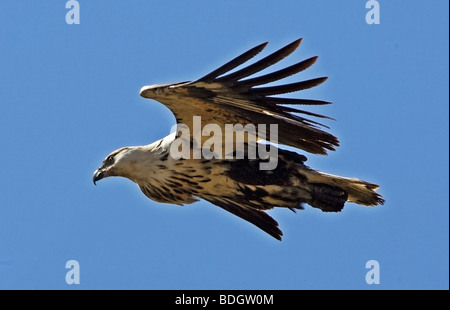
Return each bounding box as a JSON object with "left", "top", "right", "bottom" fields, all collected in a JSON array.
[{"left": 92, "top": 169, "right": 105, "bottom": 185}]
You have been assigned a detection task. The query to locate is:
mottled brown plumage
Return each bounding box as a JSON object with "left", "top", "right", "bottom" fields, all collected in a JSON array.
[{"left": 93, "top": 38, "right": 384, "bottom": 240}]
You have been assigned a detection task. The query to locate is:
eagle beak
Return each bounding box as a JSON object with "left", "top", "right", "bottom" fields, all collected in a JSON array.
[{"left": 92, "top": 169, "right": 104, "bottom": 185}]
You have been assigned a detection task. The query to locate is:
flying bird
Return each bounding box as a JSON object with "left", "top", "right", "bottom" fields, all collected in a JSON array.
[{"left": 93, "top": 38, "right": 384, "bottom": 240}]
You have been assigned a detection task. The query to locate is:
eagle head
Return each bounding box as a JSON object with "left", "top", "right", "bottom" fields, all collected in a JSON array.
[{"left": 92, "top": 147, "right": 134, "bottom": 185}]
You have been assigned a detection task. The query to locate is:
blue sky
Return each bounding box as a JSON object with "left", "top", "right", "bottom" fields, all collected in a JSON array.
[{"left": 0, "top": 1, "right": 448, "bottom": 290}]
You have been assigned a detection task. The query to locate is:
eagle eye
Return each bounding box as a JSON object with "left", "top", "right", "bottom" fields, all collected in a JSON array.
[{"left": 106, "top": 155, "right": 114, "bottom": 164}]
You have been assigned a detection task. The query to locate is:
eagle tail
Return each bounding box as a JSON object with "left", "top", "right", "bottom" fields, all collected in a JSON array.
[{"left": 302, "top": 169, "right": 385, "bottom": 212}]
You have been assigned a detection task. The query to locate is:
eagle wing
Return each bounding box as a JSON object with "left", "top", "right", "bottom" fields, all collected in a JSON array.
[
  {"left": 203, "top": 195, "right": 284, "bottom": 240},
  {"left": 139, "top": 38, "right": 339, "bottom": 155}
]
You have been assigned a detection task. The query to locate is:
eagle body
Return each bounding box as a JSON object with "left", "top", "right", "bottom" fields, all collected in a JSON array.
[{"left": 93, "top": 38, "right": 384, "bottom": 240}]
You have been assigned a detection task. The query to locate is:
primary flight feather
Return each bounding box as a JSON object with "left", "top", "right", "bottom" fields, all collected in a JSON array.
[{"left": 93, "top": 38, "right": 384, "bottom": 240}]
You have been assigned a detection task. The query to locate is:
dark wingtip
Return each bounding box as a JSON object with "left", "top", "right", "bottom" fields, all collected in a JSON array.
[
  {"left": 289, "top": 37, "right": 303, "bottom": 50},
  {"left": 196, "top": 41, "right": 269, "bottom": 82}
]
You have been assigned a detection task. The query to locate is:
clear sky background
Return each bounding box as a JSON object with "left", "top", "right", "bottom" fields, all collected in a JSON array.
[{"left": 0, "top": 1, "right": 448, "bottom": 290}]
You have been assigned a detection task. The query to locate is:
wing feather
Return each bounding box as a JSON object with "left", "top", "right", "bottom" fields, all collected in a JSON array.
[
  {"left": 250, "top": 77, "right": 328, "bottom": 96},
  {"left": 203, "top": 196, "right": 283, "bottom": 240},
  {"left": 197, "top": 42, "right": 268, "bottom": 82},
  {"left": 140, "top": 38, "right": 339, "bottom": 154},
  {"left": 214, "top": 38, "right": 302, "bottom": 83},
  {"left": 235, "top": 56, "right": 318, "bottom": 88}
]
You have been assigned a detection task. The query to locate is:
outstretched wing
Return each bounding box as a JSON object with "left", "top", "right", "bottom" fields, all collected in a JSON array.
[
  {"left": 140, "top": 38, "right": 339, "bottom": 155},
  {"left": 203, "top": 196, "right": 283, "bottom": 240}
]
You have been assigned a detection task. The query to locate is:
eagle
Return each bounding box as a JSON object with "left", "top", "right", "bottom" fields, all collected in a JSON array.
[{"left": 93, "top": 38, "right": 384, "bottom": 240}]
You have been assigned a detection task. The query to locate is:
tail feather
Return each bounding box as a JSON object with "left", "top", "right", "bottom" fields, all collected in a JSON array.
[
  {"left": 310, "top": 183, "right": 348, "bottom": 212},
  {"left": 303, "top": 170, "right": 385, "bottom": 208}
]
